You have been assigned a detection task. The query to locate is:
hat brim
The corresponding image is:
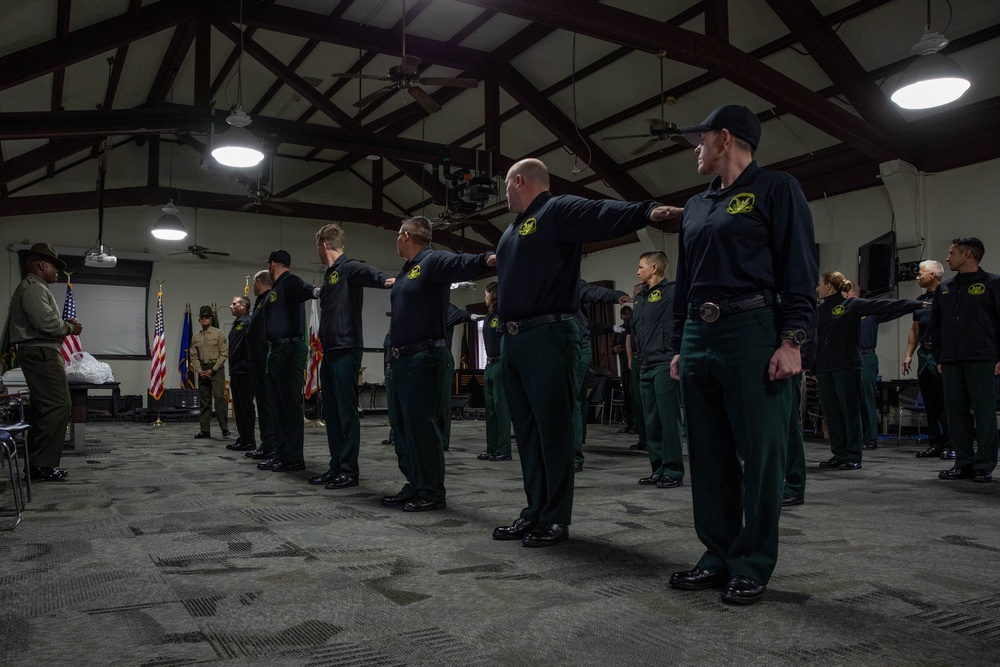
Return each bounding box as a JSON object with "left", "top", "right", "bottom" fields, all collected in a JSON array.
[{"left": 17, "top": 248, "right": 67, "bottom": 270}]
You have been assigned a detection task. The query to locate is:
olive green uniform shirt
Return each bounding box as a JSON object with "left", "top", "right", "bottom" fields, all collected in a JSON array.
[{"left": 10, "top": 273, "right": 74, "bottom": 348}]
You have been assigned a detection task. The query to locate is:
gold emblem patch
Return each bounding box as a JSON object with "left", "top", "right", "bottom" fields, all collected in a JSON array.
[
  {"left": 969, "top": 283, "right": 986, "bottom": 295},
  {"left": 831, "top": 304, "right": 846, "bottom": 315},
  {"left": 490, "top": 316, "right": 499, "bottom": 329},
  {"left": 647, "top": 289, "right": 661, "bottom": 303},
  {"left": 269, "top": 291, "right": 277, "bottom": 303},
  {"left": 726, "top": 193, "right": 756, "bottom": 215},
  {"left": 328, "top": 270, "right": 339, "bottom": 285},
  {"left": 519, "top": 218, "right": 538, "bottom": 236},
  {"left": 407, "top": 264, "right": 422, "bottom": 280},
  {"left": 235, "top": 322, "right": 243, "bottom": 331}
]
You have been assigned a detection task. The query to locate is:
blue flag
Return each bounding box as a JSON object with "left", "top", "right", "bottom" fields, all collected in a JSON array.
[{"left": 178, "top": 303, "right": 194, "bottom": 389}]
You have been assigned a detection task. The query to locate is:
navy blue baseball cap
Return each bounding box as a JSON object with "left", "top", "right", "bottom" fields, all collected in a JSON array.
[
  {"left": 680, "top": 104, "right": 761, "bottom": 149},
  {"left": 266, "top": 249, "right": 291, "bottom": 266}
]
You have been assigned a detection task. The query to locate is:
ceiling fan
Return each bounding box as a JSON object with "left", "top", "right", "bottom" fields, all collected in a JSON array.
[
  {"left": 214, "top": 153, "right": 300, "bottom": 215},
  {"left": 168, "top": 209, "right": 230, "bottom": 259},
  {"left": 601, "top": 52, "right": 688, "bottom": 155},
  {"left": 332, "top": 0, "right": 478, "bottom": 115}
]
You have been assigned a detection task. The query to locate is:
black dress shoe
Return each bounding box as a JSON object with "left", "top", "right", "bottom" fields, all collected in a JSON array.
[
  {"left": 325, "top": 474, "right": 359, "bottom": 489},
  {"left": 489, "top": 453, "right": 512, "bottom": 461},
  {"left": 669, "top": 567, "right": 727, "bottom": 591},
  {"left": 28, "top": 466, "right": 67, "bottom": 482},
  {"left": 656, "top": 476, "right": 683, "bottom": 488},
  {"left": 972, "top": 472, "right": 993, "bottom": 483},
  {"left": 477, "top": 452, "right": 492, "bottom": 460},
  {"left": 863, "top": 440, "right": 878, "bottom": 450},
  {"left": 381, "top": 490, "right": 413, "bottom": 506},
  {"left": 194, "top": 431, "right": 211, "bottom": 439},
  {"left": 270, "top": 461, "right": 306, "bottom": 472},
  {"left": 818, "top": 456, "right": 842, "bottom": 468},
  {"left": 492, "top": 517, "right": 538, "bottom": 541},
  {"left": 781, "top": 494, "right": 804, "bottom": 507},
  {"left": 402, "top": 498, "right": 446, "bottom": 512},
  {"left": 227, "top": 441, "right": 256, "bottom": 451},
  {"left": 940, "top": 449, "right": 957, "bottom": 460},
  {"left": 616, "top": 426, "right": 632, "bottom": 434},
  {"left": 916, "top": 446, "right": 942, "bottom": 458},
  {"left": 721, "top": 576, "right": 767, "bottom": 605},
  {"left": 574, "top": 462, "right": 584, "bottom": 473},
  {"left": 628, "top": 442, "right": 647, "bottom": 451},
  {"left": 638, "top": 473, "right": 663, "bottom": 485},
  {"left": 222, "top": 430, "right": 231, "bottom": 437},
  {"left": 939, "top": 466, "right": 974, "bottom": 480},
  {"left": 522, "top": 522, "right": 568, "bottom": 547},
  {"left": 309, "top": 471, "right": 337, "bottom": 485},
  {"left": 256, "top": 458, "right": 279, "bottom": 470},
  {"left": 838, "top": 461, "right": 862, "bottom": 470},
  {"left": 381, "top": 439, "right": 394, "bottom": 445},
  {"left": 247, "top": 448, "right": 272, "bottom": 459}
]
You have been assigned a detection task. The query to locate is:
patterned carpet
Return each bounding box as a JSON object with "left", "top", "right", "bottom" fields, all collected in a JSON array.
[{"left": 1, "top": 417, "right": 998, "bottom": 666}]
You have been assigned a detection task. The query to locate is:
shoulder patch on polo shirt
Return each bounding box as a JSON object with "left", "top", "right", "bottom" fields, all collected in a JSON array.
[
  {"left": 269, "top": 291, "right": 277, "bottom": 303},
  {"left": 407, "top": 265, "right": 422, "bottom": 280},
  {"left": 519, "top": 218, "right": 538, "bottom": 236},
  {"left": 489, "top": 316, "right": 499, "bottom": 329},
  {"left": 726, "top": 193, "right": 755, "bottom": 215},
  {"left": 328, "top": 270, "right": 339, "bottom": 285},
  {"left": 968, "top": 282, "right": 986, "bottom": 295},
  {"left": 647, "top": 289, "right": 661, "bottom": 303},
  {"left": 831, "top": 304, "right": 846, "bottom": 315},
  {"left": 235, "top": 322, "right": 244, "bottom": 331}
]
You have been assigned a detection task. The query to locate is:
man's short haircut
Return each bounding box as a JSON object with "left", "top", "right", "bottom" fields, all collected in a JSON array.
[
  {"left": 253, "top": 269, "right": 273, "bottom": 286},
  {"left": 953, "top": 237, "right": 985, "bottom": 262},
  {"left": 233, "top": 295, "right": 250, "bottom": 309},
  {"left": 639, "top": 250, "right": 668, "bottom": 273},
  {"left": 732, "top": 136, "right": 756, "bottom": 157},
  {"left": 401, "top": 216, "right": 433, "bottom": 245},
  {"left": 620, "top": 306, "right": 632, "bottom": 315},
  {"left": 316, "top": 223, "right": 346, "bottom": 251},
  {"left": 515, "top": 159, "right": 550, "bottom": 189},
  {"left": 919, "top": 259, "right": 944, "bottom": 279}
]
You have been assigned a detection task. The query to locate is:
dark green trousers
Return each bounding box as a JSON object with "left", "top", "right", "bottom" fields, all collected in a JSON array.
[
  {"left": 680, "top": 308, "right": 792, "bottom": 585},
  {"left": 198, "top": 362, "right": 228, "bottom": 434},
  {"left": 249, "top": 357, "right": 276, "bottom": 454},
  {"left": 384, "top": 364, "right": 396, "bottom": 443},
  {"left": 18, "top": 345, "right": 70, "bottom": 467},
  {"left": 443, "top": 355, "right": 455, "bottom": 451},
  {"left": 388, "top": 347, "right": 451, "bottom": 502},
  {"left": 230, "top": 372, "right": 255, "bottom": 446},
  {"left": 784, "top": 376, "right": 806, "bottom": 499},
  {"left": 572, "top": 343, "right": 592, "bottom": 466},
  {"left": 502, "top": 320, "right": 581, "bottom": 525},
  {"left": 860, "top": 351, "right": 879, "bottom": 443},
  {"left": 816, "top": 369, "right": 864, "bottom": 463},
  {"left": 484, "top": 361, "right": 511, "bottom": 456},
  {"left": 320, "top": 348, "right": 363, "bottom": 477},
  {"left": 629, "top": 355, "right": 646, "bottom": 444},
  {"left": 941, "top": 361, "right": 998, "bottom": 475},
  {"left": 639, "top": 364, "right": 684, "bottom": 480},
  {"left": 266, "top": 341, "right": 306, "bottom": 465},
  {"left": 917, "top": 349, "right": 949, "bottom": 445}
]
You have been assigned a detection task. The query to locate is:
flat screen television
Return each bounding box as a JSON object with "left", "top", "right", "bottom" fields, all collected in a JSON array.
[{"left": 857, "top": 230, "right": 897, "bottom": 298}]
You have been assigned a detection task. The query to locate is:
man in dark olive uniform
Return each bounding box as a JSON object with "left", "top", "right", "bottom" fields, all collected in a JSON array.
[
  {"left": 491, "top": 158, "right": 682, "bottom": 548},
  {"left": 245, "top": 270, "right": 276, "bottom": 461},
  {"left": 257, "top": 250, "right": 316, "bottom": 473},
  {"left": 310, "top": 223, "right": 394, "bottom": 490},
  {"left": 478, "top": 282, "right": 512, "bottom": 462},
  {"left": 932, "top": 237, "right": 1000, "bottom": 484},
  {"left": 226, "top": 295, "right": 255, "bottom": 452},
  {"left": 383, "top": 216, "right": 495, "bottom": 512},
  {"left": 381, "top": 327, "right": 395, "bottom": 446},
  {"left": 612, "top": 306, "right": 634, "bottom": 431},
  {"left": 667, "top": 105, "right": 818, "bottom": 605},
  {"left": 191, "top": 305, "right": 229, "bottom": 439},
  {"left": 625, "top": 283, "right": 647, "bottom": 451}
]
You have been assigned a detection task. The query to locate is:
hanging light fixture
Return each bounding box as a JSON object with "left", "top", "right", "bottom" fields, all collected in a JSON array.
[
  {"left": 152, "top": 200, "right": 187, "bottom": 240},
  {"left": 211, "top": 0, "right": 265, "bottom": 168},
  {"left": 890, "top": 0, "right": 970, "bottom": 110}
]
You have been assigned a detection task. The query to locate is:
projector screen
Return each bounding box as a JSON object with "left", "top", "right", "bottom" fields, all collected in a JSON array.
[{"left": 55, "top": 283, "right": 148, "bottom": 356}]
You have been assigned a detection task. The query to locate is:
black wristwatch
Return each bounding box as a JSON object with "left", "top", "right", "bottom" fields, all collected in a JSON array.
[{"left": 780, "top": 330, "right": 808, "bottom": 345}]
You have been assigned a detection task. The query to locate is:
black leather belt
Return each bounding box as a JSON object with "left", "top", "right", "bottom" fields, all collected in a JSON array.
[
  {"left": 861, "top": 348, "right": 876, "bottom": 355},
  {"left": 391, "top": 339, "right": 447, "bottom": 359},
  {"left": 920, "top": 341, "right": 933, "bottom": 351},
  {"left": 506, "top": 313, "right": 574, "bottom": 335},
  {"left": 689, "top": 291, "right": 775, "bottom": 323},
  {"left": 486, "top": 356, "right": 501, "bottom": 365},
  {"left": 268, "top": 336, "right": 303, "bottom": 347}
]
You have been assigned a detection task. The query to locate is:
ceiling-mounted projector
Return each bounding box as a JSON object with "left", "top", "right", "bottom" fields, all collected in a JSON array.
[{"left": 85, "top": 252, "right": 117, "bottom": 268}]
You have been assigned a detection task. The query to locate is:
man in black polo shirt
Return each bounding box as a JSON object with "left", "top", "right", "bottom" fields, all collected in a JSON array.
[
  {"left": 612, "top": 306, "right": 634, "bottom": 431},
  {"left": 478, "top": 282, "right": 511, "bottom": 462},
  {"left": 932, "top": 238, "right": 1000, "bottom": 483},
  {"left": 257, "top": 249, "right": 316, "bottom": 473},
  {"left": 226, "top": 295, "right": 255, "bottom": 452},
  {"left": 382, "top": 216, "right": 495, "bottom": 512},
  {"left": 310, "top": 223, "right": 394, "bottom": 490},
  {"left": 245, "top": 270, "right": 276, "bottom": 461},
  {"left": 491, "top": 158, "right": 681, "bottom": 548},
  {"left": 668, "top": 105, "right": 818, "bottom": 605}
]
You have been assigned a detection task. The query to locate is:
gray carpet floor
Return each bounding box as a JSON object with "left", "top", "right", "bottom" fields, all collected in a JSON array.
[{"left": 1, "top": 417, "right": 998, "bottom": 666}]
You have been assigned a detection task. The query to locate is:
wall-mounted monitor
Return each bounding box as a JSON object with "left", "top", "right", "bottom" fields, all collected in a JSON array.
[{"left": 857, "top": 230, "right": 897, "bottom": 298}]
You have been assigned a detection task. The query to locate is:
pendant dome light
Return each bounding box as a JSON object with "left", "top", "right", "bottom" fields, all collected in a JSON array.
[
  {"left": 890, "top": 0, "right": 970, "bottom": 110},
  {"left": 212, "top": 0, "right": 265, "bottom": 168}
]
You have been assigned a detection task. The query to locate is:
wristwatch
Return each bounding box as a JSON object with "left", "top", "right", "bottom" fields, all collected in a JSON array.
[{"left": 780, "top": 329, "right": 808, "bottom": 345}]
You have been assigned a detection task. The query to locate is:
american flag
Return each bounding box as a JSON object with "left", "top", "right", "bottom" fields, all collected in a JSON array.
[
  {"left": 60, "top": 279, "right": 82, "bottom": 362},
  {"left": 149, "top": 288, "right": 166, "bottom": 400}
]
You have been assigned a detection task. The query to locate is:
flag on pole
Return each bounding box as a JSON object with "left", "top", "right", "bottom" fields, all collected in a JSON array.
[
  {"left": 178, "top": 304, "right": 195, "bottom": 389},
  {"left": 304, "top": 298, "right": 323, "bottom": 399},
  {"left": 59, "top": 277, "right": 83, "bottom": 362},
  {"left": 149, "top": 287, "right": 166, "bottom": 400},
  {"left": 0, "top": 315, "right": 17, "bottom": 372}
]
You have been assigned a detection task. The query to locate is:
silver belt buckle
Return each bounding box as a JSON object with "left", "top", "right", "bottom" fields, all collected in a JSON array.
[
  {"left": 698, "top": 302, "right": 721, "bottom": 323},
  {"left": 391, "top": 348, "right": 400, "bottom": 359},
  {"left": 506, "top": 321, "right": 520, "bottom": 335}
]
